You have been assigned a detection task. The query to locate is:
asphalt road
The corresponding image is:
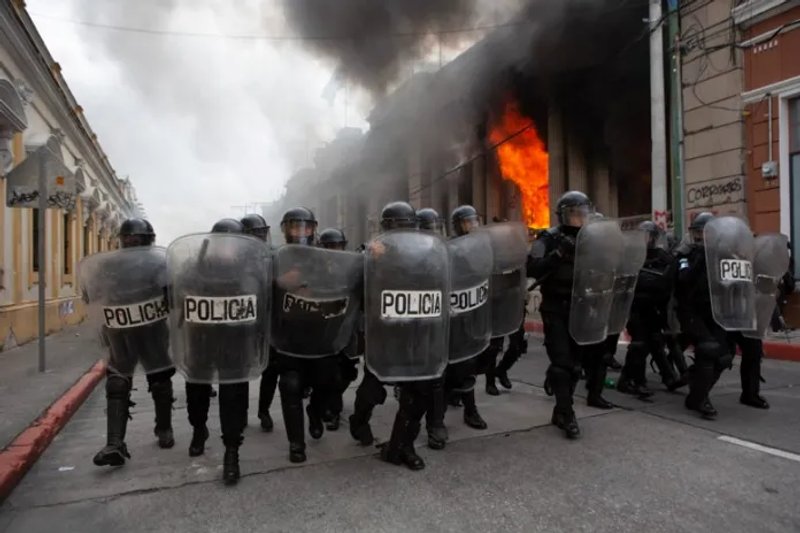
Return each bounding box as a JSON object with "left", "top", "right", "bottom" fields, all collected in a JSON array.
[{"left": 2, "top": 341, "right": 799, "bottom": 533}]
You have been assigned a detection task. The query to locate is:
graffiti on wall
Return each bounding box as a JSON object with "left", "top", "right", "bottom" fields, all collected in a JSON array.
[{"left": 686, "top": 176, "right": 744, "bottom": 210}]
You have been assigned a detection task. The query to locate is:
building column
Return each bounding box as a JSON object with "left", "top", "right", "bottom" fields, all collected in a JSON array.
[{"left": 548, "top": 101, "right": 567, "bottom": 221}]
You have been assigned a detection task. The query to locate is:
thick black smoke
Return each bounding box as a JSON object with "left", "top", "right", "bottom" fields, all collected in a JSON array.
[{"left": 281, "top": 0, "right": 484, "bottom": 93}]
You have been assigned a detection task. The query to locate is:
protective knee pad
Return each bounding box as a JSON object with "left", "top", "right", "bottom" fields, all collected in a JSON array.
[
  {"left": 148, "top": 379, "right": 173, "bottom": 399},
  {"left": 546, "top": 365, "right": 573, "bottom": 387},
  {"left": 106, "top": 374, "right": 131, "bottom": 400},
  {"left": 627, "top": 340, "right": 648, "bottom": 357},
  {"left": 360, "top": 374, "right": 388, "bottom": 406},
  {"left": 694, "top": 341, "right": 724, "bottom": 365},
  {"left": 716, "top": 352, "right": 734, "bottom": 373}
]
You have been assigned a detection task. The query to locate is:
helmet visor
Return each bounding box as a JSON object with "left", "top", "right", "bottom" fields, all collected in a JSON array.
[
  {"left": 458, "top": 214, "right": 481, "bottom": 235},
  {"left": 562, "top": 205, "right": 594, "bottom": 227},
  {"left": 382, "top": 217, "right": 418, "bottom": 231},
  {"left": 282, "top": 220, "right": 316, "bottom": 244},
  {"left": 320, "top": 240, "right": 346, "bottom": 250},
  {"left": 247, "top": 227, "right": 271, "bottom": 244},
  {"left": 120, "top": 234, "right": 150, "bottom": 248}
]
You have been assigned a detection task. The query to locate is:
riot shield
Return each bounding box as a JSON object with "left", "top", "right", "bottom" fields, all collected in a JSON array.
[
  {"left": 475, "top": 222, "right": 529, "bottom": 337},
  {"left": 78, "top": 246, "right": 172, "bottom": 376},
  {"left": 569, "top": 220, "right": 624, "bottom": 345},
  {"left": 364, "top": 230, "right": 450, "bottom": 381},
  {"left": 447, "top": 231, "right": 493, "bottom": 363},
  {"left": 607, "top": 229, "right": 648, "bottom": 334},
  {"left": 704, "top": 217, "right": 756, "bottom": 331},
  {"left": 744, "top": 233, "right": 790, "bottom": 339},
  {"left": 272, "top": 245, "right": 363, "bottom": 357},
  {"left": 167, "top": 233, "right": 272, "bottom": 384}
]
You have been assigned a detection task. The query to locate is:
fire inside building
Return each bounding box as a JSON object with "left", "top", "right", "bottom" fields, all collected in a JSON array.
[{"left": 267, "top": 0, "right": 656, "bottom": 247}]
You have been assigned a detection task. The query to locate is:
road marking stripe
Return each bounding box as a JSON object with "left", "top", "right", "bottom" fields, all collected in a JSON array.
[{"left": 717, "top": 436, "right": 800, "bottom": 463}]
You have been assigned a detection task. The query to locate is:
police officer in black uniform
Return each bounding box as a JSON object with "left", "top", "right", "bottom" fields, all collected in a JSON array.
[
  {"left": 273, "top": 207, "right": 343, "bottom": 463},
  {"left": 349, "top": 203, "right": 420, "bottom": 449},
  {"left": 675, "top": 212, "right": 727, "bottom": 419},
  {"left": 415, "top": 208, "right": 450, "bottom": 449},
  {"left": 495, "top": 312, "right": 528, "bottom": 389},
  {"left": 316, "top": 227, "right": 359, "bottom": 430},
  {"left": 183, "top": 218, "right": 257, "bottom": 484},
  {"left": 241, "top": 213, "right": 271, "bottom": 243},
  {"left": 527, "top": 191, "right": 612, "bottom": 439},
  {"left": 617, "top": 221, "right": 684, "bottom": 397},
  {"left": 92, "top": 219, "right": 176, "bottom": 466}
]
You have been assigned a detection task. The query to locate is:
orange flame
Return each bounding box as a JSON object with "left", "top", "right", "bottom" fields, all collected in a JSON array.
[{"left": 488, "top": 98, "right": 550, "bottom": 229}]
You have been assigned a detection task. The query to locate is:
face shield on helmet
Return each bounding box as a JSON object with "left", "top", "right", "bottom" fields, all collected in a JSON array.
[
  {"left": 458, "top": 214, "right": 481, "bottom": 235},
  {"left": 120, "top": 234, "right": 151, "bottom": 248},
  {"left": 282, "top": 220, "right": 317, "bottom": 245},
  {"left": 561, "top": 204, "right": 594, "bottom": 228}
]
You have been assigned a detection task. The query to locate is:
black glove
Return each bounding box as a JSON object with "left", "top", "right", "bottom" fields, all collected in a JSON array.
[{"left": 557, "top": 235, "right": 576, "bottom": 258}]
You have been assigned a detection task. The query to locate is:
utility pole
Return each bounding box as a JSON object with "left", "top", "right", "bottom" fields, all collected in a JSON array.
[
  {"left": 650, "top": 0, "right": 668, "bottom": 229},
  {"left": 667, "top": 0, "right": 685, "bottom": 236}
]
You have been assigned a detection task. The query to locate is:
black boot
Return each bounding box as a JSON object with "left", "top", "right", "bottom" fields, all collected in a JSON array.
[
  {"left": 150, "top": 380, "right": 175, "bottom": 449},
  {"left": 324, "top": 410, "right": 341, "bottom": 431},
  {"left": 348, "top": 413, "right": 374, "bottom": 446},
  {"left": 462, "top": 390, "right": 487, "bottom": 429},
  {"left": 93, "top": 397, "right": 131, "bottom": 466},
  {"left": 740, "top": 394, "right": 770, "bottom": 409},
  {"left": 289, "top": 442, "right": 307, "bottom": 463},
  {"left": 259, "top": 412, "right": 274, "bottom": 432},
  {"left": 223, "top": 446, "right": 240, "bottom": 485},
  {"left": 189, "top": 425, "right": 209, "bottom": 457},
  {"left": 381, "top": 407, "right": 425, "bottom": 471},
  {"left": 616, "top": 378, "right": 654, "bottom": 398},
  {"left": 307, "top": 404, "right": 324, "bottom": 440},
  {"left": 496, "top": 367, "right": 513, "bottom": 390},
  {"left": 427, "top": 424, "right": 448, "bottom": 450},
  {"left": 586, "top": 362, "right": 614, "bottom": 409},
  {"left": 686, "top": 396, "right": 717, "bottom": 420},
  {"left": 551, "top": 407, "right": 580, "bottom": 439}
]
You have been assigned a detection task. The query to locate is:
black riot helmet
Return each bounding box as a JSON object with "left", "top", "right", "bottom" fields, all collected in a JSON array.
[
  {"left": 380, "top": 201, "right": 418, "bottom": 231},
  {"left": 451, "top": 205, "right": 481, "bottom": 236},
  {"left": 281, "top": 206, "right": 317, "bottom": 245},
  {"left": 211, "top": 218, "right": 244, "bottom": 234},
  {"left": 556, "top": 191, "right": 594, "bottom": 228},
  {"left": 638, "top": 220, "right": 663, "bottom": 249},
  {"left": 689, "top": 211, "right": 714, "bottom": 244},
  {"left": 118, "top": 217, "right": 155, "bottom": 248},
  {"left": 318, "top": 228, "right": 348, "bottom": 250},
  {"left": 240, "top": 213, "right": 270, "bottom": 242},
  {"left": 416, "top": 208, "right": 444, "bottom": 234}
]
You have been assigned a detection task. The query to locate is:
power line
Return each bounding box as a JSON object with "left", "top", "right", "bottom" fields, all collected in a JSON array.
[{"left": 28, "top": 11, "right": 532, "bottom": 42}]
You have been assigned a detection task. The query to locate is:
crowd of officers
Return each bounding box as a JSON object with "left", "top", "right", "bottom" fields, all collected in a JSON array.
[{"left": 84, "top": 190, "right": 788, "bottom": 485}]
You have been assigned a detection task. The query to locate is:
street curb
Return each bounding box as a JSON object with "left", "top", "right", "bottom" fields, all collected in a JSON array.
[
  {"left": 0, "top": 359, "right": 106, "bottom": 503},
  {"left": 524, "top": 320, "right": 800, "bottom": 362}
]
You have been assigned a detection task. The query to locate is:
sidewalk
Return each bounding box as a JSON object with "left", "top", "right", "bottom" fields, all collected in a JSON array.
[{"left": 0, "top": 322, "right": 104, "bottom": 451}]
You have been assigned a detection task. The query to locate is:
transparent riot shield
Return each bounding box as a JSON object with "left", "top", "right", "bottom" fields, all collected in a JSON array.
[
  {"left": 475, "top": 222, "right": 529, "bottom": 337},
  {"left": 704, "top": 216, "right": 756, "bottom": 331},
  {"left": 744, "top": 233, "right": 790, "bottom": 339},
  {"left": 569, "top": 220, "right": 624, "bottom": 345},
  {"left": 607, "top": 229, "right": 648, "bottom": 335},
  {"left": 447, "top": 231, "right": 493, "bottom": 364},
  {"left": 167, "top": 233, "right": 272, "bottom": 384},
  {"left": 78, "top": 246, "right": 172, "bottom": 376},
  {"left": 272, "top": 245, "right": 363, "bottom": 357},
  {"left": 364, "top": 229, "right": 450, "bottom": 381}
]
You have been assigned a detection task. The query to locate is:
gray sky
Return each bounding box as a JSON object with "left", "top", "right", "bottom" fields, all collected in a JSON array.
[{"left": 27, "top": 0, "right": 370, "bottom": 244}]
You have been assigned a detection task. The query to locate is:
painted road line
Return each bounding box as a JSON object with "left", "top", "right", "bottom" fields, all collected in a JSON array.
[{"left": 717, "top": 435, "right": 800, "bottom": 463}]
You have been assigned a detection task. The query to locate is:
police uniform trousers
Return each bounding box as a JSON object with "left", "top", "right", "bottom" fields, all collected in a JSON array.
[
  {"left": 680, "top": 309, "right": 732, "bottom": 406},
  {"left": 541, "top": 308, "right": 606, "bottom": 415},
  {"left": 186, "top": 381, "right": 249, "bottom": 447},
  {"left": 277, "top": 354, "right": 340, "bottom": 449},
  {"left": 330, "top": 353, "right": 359, "bottom": 417},
  {"left": 104, "top": 367, "right": 176, "bottom": 440},
  {"left": 386, "top": 379, "right": 436, "bottom": 456},
  {"left": 258, "top": 351, "right": 280, "bottom": 420},
  {"left": 351, "top": 365, "right": 388, "bottom": 430},
  {"left": 497, "top": 320, "right": 527, "bottom": 376},
  {"left": 621, "top": 307, "right": 678, "bottom": 386}
]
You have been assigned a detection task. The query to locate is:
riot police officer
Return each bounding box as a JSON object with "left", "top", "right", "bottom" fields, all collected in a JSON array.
[
  {"left": 241, "top": 213, "right": 271, "bottom": 242},
  {"left": 182, "top": 218, "right": 265, "bottom": 484},
  {"left": 453, "top": 205, "right": 504, "bottom": 397},
  {"left": 273, "top": 208, "right": 350, "bottom": 463},
  {"left": 316, "top": 227, "right": 360, "bottom": 430},
  {"left": 527, "top": 191, "right": 613, "bottom": 439},
  {"left": 675, "top": 212, "right": 724, "bottom": 419},
  {"left": 349, "top": 202, "right": 419, "bottom": 449},
  {"left": 88, "top": 218, "right": 176, "bottom": 467},
  {"left": 617, "top": 221, "right": 683, "bottom": 397},
  {"left": 413, "top": 208, "right": 450, "bottom": 449}
]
